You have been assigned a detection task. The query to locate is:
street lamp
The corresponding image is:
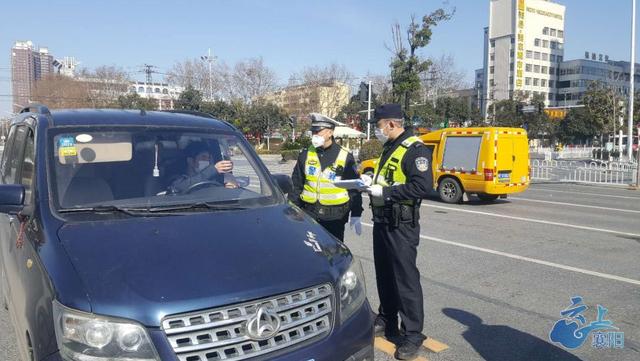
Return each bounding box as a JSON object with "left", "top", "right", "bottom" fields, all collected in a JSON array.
[{"left": 200, "top": 48, "right": 217, "bottom": 101}]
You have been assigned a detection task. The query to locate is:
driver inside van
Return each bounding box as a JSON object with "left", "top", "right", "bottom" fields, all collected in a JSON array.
[{"left": 168, "top": 141, "right": 237, "bottom": 193}]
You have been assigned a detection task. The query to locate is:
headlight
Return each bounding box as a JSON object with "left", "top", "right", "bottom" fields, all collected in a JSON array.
[
  {"left": 52, "top": 301, "right": 160, "bottom": 361},
  {"left": 339, "top": 259, "right": 367, "bottom": 324}
]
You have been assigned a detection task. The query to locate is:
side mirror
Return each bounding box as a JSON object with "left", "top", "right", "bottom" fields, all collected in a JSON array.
[
  {"left": 272, "top": 174, "right": 293, "bottom": 195},
  {"left": 0, "top": 184, "right": 25, "bottom": 214}
]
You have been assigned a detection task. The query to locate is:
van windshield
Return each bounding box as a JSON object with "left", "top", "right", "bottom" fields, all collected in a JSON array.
[{"left": 48, "top": 126, "right": 278, "bottom": 211}]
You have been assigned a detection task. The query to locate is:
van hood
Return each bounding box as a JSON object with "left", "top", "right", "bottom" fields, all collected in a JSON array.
[{"left": 57, "top": 204, "right": 350, "bottom": 327}]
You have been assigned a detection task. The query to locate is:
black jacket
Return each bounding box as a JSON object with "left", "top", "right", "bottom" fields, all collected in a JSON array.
[
  {"left": 289, "top": 141, "right": 363, "bottom": 218},
  {"left": 376, "top": 129, "right": 433, "bottom": 204}
]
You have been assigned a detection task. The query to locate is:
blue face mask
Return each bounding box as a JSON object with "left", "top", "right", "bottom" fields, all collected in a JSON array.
[
  {"left": 197, "top": 160, "right": 210, "bottom": 172},
  {"left": 375, "top": 124, "right": 389, "bottom": 142}
]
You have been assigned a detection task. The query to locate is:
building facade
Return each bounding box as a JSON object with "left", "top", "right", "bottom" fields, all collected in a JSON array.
[
  {"left": 557, "top": 53, "right": 640, "bottom": 106},
  {"left": 11, "top": 41, "right": 56, "bottom": 112},
  {"left": 259, "top": 82, "right": 351, "bottom": 118},
  {"left": 129, "top": 81, "right": 184, "bottom": 110},
  {"left": 481, "top": 0, "right": 566, "bottom": 117}
]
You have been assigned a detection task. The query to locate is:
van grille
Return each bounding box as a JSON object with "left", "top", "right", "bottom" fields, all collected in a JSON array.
[{"left": 161, "top": 284, "right": 333, "bottom": 361}]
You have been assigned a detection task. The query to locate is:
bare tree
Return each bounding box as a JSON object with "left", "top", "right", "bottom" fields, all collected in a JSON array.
[
  {"left": 227, "top": 57, "right": 278, "bottom": 103},
  {"left": 32, "top": 75, "right": 92, "bottom": 109},
  {"left": 77, "top": 66, "right": 130, "bottom": 107},
  {"left": 166, "top": 58, "right": 224, "bottom": 98},
  {"left": 286, "top": 63, "right": 354, "bottom": 118},
  {"left": 421, "top": 54, "right": 469, "bottom": 106}
]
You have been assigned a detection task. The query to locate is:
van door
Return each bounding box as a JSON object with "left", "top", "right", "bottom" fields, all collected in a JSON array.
[
  {"left": 511, "top": 135, "right": 529, "bottom": 184},
  {"left": 496, "top": 134, "right": 514, "bottom": 184}
]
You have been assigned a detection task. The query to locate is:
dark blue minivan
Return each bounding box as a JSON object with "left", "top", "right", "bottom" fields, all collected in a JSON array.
[{"left": 0, "top": 105, "right": 373, "bottom": 361}]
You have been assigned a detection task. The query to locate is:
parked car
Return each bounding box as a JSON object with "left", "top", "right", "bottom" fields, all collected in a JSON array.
[{"left": 0, "top": 105, "right": 374, "bottom": 361}]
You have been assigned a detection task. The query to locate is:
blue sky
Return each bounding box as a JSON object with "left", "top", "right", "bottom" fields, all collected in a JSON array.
[{"left": 0, "top": 0, "right": 637, "bottom": 115}]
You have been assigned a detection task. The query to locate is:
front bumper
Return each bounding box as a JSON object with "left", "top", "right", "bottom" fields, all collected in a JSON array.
[{"left": 41, "top": 301, "right": 374, "bottom": 361}]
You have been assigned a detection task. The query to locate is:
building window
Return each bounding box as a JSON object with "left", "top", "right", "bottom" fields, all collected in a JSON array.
[
  {"left": 490, "top": 66, "right": 495, "bottom": 74},
  {"left": 526, "top": 64, "right": 532, "bottom": 72},
  {"left": 542, "top": 40, "right": 549, "bottom": 48},
  {"left": 525, "top": 77, "right": 532, "bottom": 85},
  {"left": 549, "top": 93, "right": 555, "bottom": 101},
  {"left": 550, "top": 28, "right": 557, "bottom": 37},
  {"left": 534, "top": 38, "right": 541, "bottom": 47},
  {"left": 138, "top": 87, "right": 144, "bottom": 92},
  {"left": 510, "top": 49, "right": 515, "bottom": 57},
  {"left": 558, "top": 42, "right": 564, "bottom": 50},
  {"left": 533, "top": 78, "right": 540, "bottom": 86},
  {"left": 549, "top": 80, "right": 555, "bottom": 88},
  {"left": 534, "top": 65, "right": 541, "bottom": 73},
  {"left": 541, "top": 79, "right": 548, "bottom": 87},
  {"left": 162, "top": 88, "right": 169, "bottom": 94},
  {"left": 491, "top": 53, "right": 495, "bottom": 61},
  {"left": 510, "top": 63, "right": 515, "bottom": 71},
  {"left": 550, "top": 41, "right": 557, "bottom": 49},
  {"left": 550, "top": 67, "right": 556, "bottom": 75},
  {"left": 542, "top": 53, "right": 549, "bottom": 61},
  {"left": 154, "top": 88, "right": 161, "bottom": 93},
  {"left": 541, "top": 66, "right": 548, "bottom": 74},
  {"left": 557, "top": 55, "right": 563, "bottom": 62},
  {"left": 526, "top": 50, "right": 533, "bottom": 59},
  {"left": 558, "top": 30, "right": 564, "bottom": 38},
  {"left": 543, "top": 27, "right": 550, "bottom": 35},
  {"left": 491, "top": 40, "right": 495, "bottom": 47},
  {"left": 534, "top": 52, "right": 541, "bottom": 60},
  {"left": 551, "top": 54, "right": 556, "bottom": 62}
]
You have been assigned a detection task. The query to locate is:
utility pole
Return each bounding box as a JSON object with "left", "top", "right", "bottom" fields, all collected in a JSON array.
[
  {"left": 367, "top": 81, "right": 372, "bottom": 140},
  {"left": 628, "top": 0, "right": 636, "bottom": 159},
  {"left": 201, "top": 48, "right": 216, "bottom": 101}
]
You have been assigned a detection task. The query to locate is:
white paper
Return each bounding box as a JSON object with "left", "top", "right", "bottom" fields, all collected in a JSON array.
[{"left": 333, "top": 179, "right": 368, "bottom": 191}]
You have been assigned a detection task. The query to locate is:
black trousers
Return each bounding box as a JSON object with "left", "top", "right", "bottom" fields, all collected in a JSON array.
[
  {"left": 318, "top": 218, "right": 347, "bottom": 242},
  {"left": 373, "top": 221, "right": 425, "bottom": 344}
]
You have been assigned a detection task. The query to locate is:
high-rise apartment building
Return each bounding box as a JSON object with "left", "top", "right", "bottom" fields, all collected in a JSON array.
[{"left": 11, "top": 41, "right": 54, "bottom": 112}]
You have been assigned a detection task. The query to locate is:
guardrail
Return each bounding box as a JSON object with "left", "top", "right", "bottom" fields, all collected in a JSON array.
[{"left": 530, "top": 159, "right": 638, "bottom": 186}]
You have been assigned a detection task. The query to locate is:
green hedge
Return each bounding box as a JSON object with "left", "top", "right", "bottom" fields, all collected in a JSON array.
[
  {"left": 359, "top": 139, "right": 383, "bottom": 161},
  {"left": 281, "top": 149, "right": 301, "bottom": 161}
]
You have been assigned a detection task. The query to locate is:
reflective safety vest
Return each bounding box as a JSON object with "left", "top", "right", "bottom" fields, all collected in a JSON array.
[
  {"left": 372, "top": 136, "right": 423, "bottom": 206},
  {"left": 301, "top": 146, "right": 350, "bottom": 206}
]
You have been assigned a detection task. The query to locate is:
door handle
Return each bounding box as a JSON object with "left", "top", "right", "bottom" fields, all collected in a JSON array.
[{"left": 7, "top": 215, "right": 17, "bottom": 226}]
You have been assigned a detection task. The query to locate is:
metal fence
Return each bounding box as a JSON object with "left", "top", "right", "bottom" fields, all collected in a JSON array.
[
  {"left": 530, "top": 159, "right": 638, "bottom": 186},
  {"left": 530, "top": 146, "right": 597, "bottom": 160}
]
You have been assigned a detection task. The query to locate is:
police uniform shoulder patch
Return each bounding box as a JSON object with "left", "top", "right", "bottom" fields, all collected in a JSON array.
[{"left": 415, "top": 157, "right": 429, "bottom": 172}]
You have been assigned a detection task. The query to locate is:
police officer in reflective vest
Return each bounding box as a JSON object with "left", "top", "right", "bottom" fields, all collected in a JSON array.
[
  {"left": 365, "top": 104, "right": 433, "bottom": 360},
  {"left": 289, "top": 113, "right": 363, "bottom": 241}
]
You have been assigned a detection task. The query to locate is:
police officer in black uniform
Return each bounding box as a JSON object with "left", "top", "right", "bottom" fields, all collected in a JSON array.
[
  {"left": 289, "top": 113, "right": 363, "bottom": 241},
  {"left": 365, "top": 104, "right": 433, "bottom": 360}
]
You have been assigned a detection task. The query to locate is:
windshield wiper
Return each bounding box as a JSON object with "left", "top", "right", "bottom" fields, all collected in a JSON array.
[
  {"left": 58, "top": 205, "right": 160, "bottom": 216},
  {"left": 146, "top": 201, "right": 247, "bottom": 213}
]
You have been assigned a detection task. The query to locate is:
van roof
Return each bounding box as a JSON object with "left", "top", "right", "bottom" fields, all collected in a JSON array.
[
  {"left": 419, "top": 127, "right": 527, "bottom": 142},
  {"left": 43, "top": 109, "right": 235, "bottom": 131}
]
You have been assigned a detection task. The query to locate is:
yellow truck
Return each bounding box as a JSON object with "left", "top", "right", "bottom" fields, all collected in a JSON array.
[{"left": 359, "top": 127, "right": 530, "bottom": 203}]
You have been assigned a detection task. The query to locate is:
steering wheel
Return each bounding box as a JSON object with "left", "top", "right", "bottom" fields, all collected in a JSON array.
[{"left": 184, "top": 180, "right": 223, "bottom": 194}]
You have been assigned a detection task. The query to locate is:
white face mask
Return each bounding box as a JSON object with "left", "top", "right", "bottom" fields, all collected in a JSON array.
[
  {"left": 311, "top": 134, "right": 326, "bottom": 148},
  {"left": 197, "top": 160, "right": 210, "bottom": 172},
  {"left": 375, "top": 124, "right": 389, "bottom": 143}
]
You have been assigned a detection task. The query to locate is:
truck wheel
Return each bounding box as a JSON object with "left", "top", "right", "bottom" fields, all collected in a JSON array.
[
  {"left": 477, "top": 193, "right": 499, "bottom": 202},
  {"left": 438, "top": 178, "right": 463, "bottom": 204}
]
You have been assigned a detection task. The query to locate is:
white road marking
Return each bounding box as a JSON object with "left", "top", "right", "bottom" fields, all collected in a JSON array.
[
  {"left": 422, "top": 202, "right": 640, "bottom": 238},
  {"left": 527, "top": 187, "right": 640, "bottom": 200},
  {"left": 361, "top": 222, "right": 640, "bottom": 286},
  {"left": 509, "top": 197, "right": 640, "bottom": 214}
]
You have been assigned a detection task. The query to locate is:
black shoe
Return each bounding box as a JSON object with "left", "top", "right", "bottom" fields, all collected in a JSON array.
[{"left": 394, "top": 340, "right": 421, "bottom": 360}]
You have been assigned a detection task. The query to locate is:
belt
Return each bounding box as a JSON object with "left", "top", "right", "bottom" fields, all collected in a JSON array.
[
  {"left": 372, "top": 203, "right": 420, "bottom": 226},
  {"left": 303, "top": 202, "right": 350, "bottom": 221}
]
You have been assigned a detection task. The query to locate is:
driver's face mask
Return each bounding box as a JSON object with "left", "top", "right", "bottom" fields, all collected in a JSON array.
[{"left": 197, "top": 160, "right": 210, "bottom": 172}]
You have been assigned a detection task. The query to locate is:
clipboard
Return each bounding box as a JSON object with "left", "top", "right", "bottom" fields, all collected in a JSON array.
[{"left": 333, "top": 179, "right": 368, "bottom": 191}]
